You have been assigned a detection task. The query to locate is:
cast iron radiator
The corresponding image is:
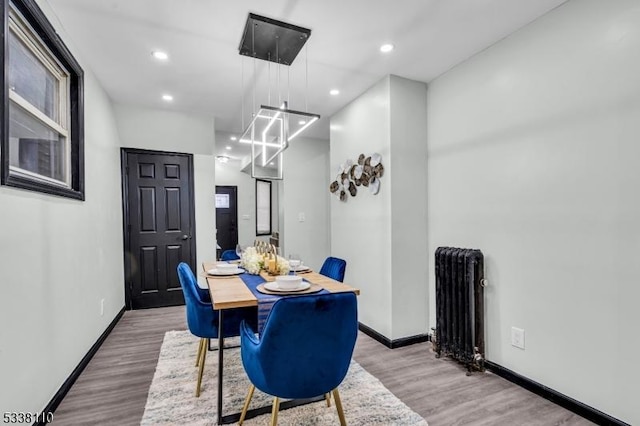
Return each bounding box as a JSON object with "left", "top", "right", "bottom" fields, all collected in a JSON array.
[{"left": 433, "top": 247, "right": 485, "bottom": 373}]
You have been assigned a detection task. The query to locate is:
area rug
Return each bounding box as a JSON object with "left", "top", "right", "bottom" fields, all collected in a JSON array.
[{"left": 141, "top": 330, "right": 427, "bottom": 425}]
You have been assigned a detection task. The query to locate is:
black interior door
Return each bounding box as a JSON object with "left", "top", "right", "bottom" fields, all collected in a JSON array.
[
  {"left": 215, "top": 186, "right": 238, "bottom": 254},
  {"left": 121, "top": 149, "right": 196, "bottom": 309}
]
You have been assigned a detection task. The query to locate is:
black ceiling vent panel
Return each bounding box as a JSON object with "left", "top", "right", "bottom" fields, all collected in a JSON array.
[{"left": 238, "top": 13, "right": 311, "bottom": 66}]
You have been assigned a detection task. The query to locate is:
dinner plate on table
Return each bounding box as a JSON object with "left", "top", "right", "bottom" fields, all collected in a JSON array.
[
  {"left": 264, "top": 282, "right": 311, "bottom": 292},
  {"left": 290, "top": 265, "right": 311, "bottom": 272},
  {"left": 207, "top": 267, "right": 244, "bottom": 276}
]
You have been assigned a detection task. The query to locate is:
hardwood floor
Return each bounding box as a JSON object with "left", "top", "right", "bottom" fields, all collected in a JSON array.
[{"left": 51, "top": 306, "right": 592, "bottom": 425}]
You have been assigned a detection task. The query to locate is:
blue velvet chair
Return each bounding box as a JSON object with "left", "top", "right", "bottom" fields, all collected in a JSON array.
[
  {"left": 220, "top": 249, "right": 240, "bottom": 261},
  {"left": 176, "top": 262, "right": 257, "bottom": 397},
  {"left": 239, "top": 292, "right": 358, "bottom": 425},
  {"left": 319, "top": 256, "right": 347, "bottom": 282}
]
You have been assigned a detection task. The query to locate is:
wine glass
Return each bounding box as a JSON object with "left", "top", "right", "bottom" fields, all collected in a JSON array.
[
  {"left": 288, "top": 253, "right": 301, "bottom": 275},
  {"left": 235, "top": 244, "right": 244, "bottom": 259}
]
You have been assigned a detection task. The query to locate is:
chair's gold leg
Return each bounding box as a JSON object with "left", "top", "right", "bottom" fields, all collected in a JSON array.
[
  {"left": 332, "top": 388, "right": 347, "bottom": 426},
  {"left": 238, "top": 384, "right": 255, "bottom": 425},
  {"left": 270, "top": 397, "right": 280, "bottom": 426},
  {"left": 195, "top": 338, "right": 204, "bottom": 367},
  {"left": 195, "top": 338, "right": 207, "bottom": 397},
  {"left": 325, "top": 392, "right": 331, "bottom": 407}
]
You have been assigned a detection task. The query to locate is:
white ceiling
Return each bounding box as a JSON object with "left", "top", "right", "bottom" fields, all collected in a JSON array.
[{"left": 46, "top": 0, "right": 566, "bottom": 158}]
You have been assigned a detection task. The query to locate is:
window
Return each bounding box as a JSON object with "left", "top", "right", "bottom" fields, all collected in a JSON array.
[
  {"left": 1, "top": 0, "right": 85, "bottom": 199},
  {"left": 255, "top": 179, "right": 272, "bottom": 236}
]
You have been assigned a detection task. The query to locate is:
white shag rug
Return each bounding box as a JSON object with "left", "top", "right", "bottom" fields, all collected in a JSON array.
[{"left": 141, "top": 330, "right": 427, "bottom": 425}]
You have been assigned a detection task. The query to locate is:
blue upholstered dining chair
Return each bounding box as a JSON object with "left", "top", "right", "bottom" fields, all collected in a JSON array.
[
  {"left": 319, "top": 256, "right": 347, "bottom": 282},
  {"left": 238, "top": 292, "right": 358, "bottom": 425},
  {"left": 176, "top": 262, "right": 257, "bottom": 397},
  {"left": 220, "top": 249, "right": 240, "bottom": 261}
]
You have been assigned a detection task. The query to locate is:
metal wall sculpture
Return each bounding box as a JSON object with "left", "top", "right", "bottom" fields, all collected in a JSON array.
[{"left": 329, "top": 153, "right": 384, "bottom": 201}]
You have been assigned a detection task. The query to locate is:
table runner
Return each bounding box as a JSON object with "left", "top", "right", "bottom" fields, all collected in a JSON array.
[{"left": 239, "top": 273, "right": 329, "bottom": 333}]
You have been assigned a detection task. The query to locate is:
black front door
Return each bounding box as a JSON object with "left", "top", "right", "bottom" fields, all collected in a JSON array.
[
  {"left": 121, "top": 148, "right": 196, "bottom": 309},
  {"left": 215, "top": 186, "right": 238, "bottom": 254}
]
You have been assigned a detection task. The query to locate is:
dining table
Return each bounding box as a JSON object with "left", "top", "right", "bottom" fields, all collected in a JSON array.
[{"left": 201, "top": 261, "right": 360, "bottom": 425}]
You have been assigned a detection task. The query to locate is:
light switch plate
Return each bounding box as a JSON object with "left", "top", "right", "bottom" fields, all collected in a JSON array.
[{"left": 511, "top": 327, "right": 525, "bottom": 349}]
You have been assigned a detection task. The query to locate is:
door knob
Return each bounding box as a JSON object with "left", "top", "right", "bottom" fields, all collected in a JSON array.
[{"left": 181, "top": 235, "right": 190, "bottom": 240}]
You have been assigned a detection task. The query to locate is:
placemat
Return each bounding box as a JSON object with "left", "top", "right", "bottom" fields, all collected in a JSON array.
[{"left": 256, "top": 282, "right": 323, "bottom": 295}]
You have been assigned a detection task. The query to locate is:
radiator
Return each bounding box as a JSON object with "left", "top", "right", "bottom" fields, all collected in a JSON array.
[{"left": 434, "top": 247, "right": 485, "bottom": 373}]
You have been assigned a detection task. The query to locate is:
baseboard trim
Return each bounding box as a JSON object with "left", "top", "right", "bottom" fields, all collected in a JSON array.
[
  {"left": 35, "top": 307, "right": 126, "bottom": 425},
  {"left": 358, "top": 322, "right": 430, "bottom": 349},
  {"left": 485, "top": 361, "right": 630, "bottom": 426}
]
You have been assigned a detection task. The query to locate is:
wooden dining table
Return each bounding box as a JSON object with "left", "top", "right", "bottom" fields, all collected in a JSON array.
[{"left": 201, "top": 261, "right": 360, "bottom": 425}]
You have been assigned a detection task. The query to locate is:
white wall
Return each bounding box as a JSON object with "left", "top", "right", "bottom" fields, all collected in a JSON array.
[
  {"left": 389, "top": 76, "right": 429, "bottom": 339},
  {"left": 427, "top": 0, "right": 639, "bottom": 423},
  {"left": 114, "top": 104, "right": 216, "bottom": 284},
  {"left": 0, "top": 0, "right": 124, "bottom": 414},
  {"left": 331, "top": 77, "right": 393, "bottom": 337},
  {"left": 331, "top": 75, "right": 428, "bottom": 340},
  {"left": 281, "top": 136, "right": 330, "bottom": 271}
]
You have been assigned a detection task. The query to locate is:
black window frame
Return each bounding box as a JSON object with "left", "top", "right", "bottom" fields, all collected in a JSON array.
[
  {"left": 255, "top": 178, "right": 272, "bottom": 236},
  {"left": 1, "top": 0, "right": 85, "bottom": 200}
]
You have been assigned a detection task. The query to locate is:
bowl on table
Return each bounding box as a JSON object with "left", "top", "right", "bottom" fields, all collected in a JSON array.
[
  {"left": 275, "top": 275, "right": 303, "bottom": 290},
  {"left": 216, "top": 262, "right": 238, "bottom": 273}
]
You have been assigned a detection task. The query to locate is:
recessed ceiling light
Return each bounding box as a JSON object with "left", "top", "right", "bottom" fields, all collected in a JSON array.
[
  {"left": 380, "top": 43, "right": 394, "bottom": 53},
  {"left": 225, "top": 146, "right": 232, "bottom": 150},
  {"left": 162, "top": 94, "right": 173, "bottom": 102},
  {"left": 298, "top": 120, "right": 306, "bottom": 125},
  {"left": 230, "top": 136, "right": 237, "bottom": 141},
  {"left": 152, "top": 50, "right": 169, "bottom": 61},
  {"left": 330, "top": 89, "right": 340, "bottom": 96},
  {"left": 216, "top": 155, "right": 229, "bottom": 163},
  {"left": 269, "top": 162, "right": 275, "bottom": 165}
]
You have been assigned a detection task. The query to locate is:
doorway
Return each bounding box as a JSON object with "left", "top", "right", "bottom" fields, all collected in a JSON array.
[
  {"left": 215, "top": 185, "right": 238, "bottom": 255},
  {"left": 121, "top": 148, "right": 196, "bottom": 309}
]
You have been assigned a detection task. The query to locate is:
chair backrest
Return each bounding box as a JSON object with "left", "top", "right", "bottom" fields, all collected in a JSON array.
[
  {"left": 319, "top": 256, "right": 347, "bottom": 282},
  {"left": 177, "top": 262, "right": 217, "bottom": 338},
  {"left": 220, "top": 249, "right": 240, "bottom": 261},
  {"left": 243, "top": 293, "right": 358, "bottom": 399}
]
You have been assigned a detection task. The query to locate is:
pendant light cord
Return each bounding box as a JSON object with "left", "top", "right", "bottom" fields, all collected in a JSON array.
[
  {"left": 241, "top": 55, "right": 245, "bottom": 131},
  {"left": 252, "top": 23, "right": 256, "bottom": 117},
  {"left": 304, "top": 43, "right": 309, "bottom": 112}
]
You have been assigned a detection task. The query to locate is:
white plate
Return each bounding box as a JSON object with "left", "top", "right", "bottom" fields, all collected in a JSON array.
[
  {"left": 207, "top": 267, "right": 244, "bottom": 276},
  {"left": 291, "top": 265, "right": 311, "bottom": 272},
  {"left": 264, "top": 281, "right": 311, "bottom": 292}
]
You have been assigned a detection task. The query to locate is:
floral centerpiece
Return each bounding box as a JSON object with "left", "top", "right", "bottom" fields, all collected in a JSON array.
[
  {"left": 275, "top": 256, "right": 291, "bottom": 275},
  {"left": 240, "top": 246, "right": 263, "bottom": 274},
  {"left": 240, "top": 245, "right": 290, "bottom": 275}
]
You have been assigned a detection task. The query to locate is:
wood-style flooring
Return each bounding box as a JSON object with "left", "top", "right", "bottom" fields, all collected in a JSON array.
[{"left": 51, "top": 306, "right": 592, "bottom": 425}]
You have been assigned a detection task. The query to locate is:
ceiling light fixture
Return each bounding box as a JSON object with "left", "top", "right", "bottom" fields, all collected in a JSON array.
[
  {"left": 380, "top": 43, "right": 394, "bottom": 53},
  {"left": 216, "top": 155, "right": 230, "bottom": 163},
  {"left": 152, "top": 50, "right": 169, "bottom": 60},
  {"left": 330, "top": 89, "right": 340, "bottom": 96},
  {"left": 162, "top": 94, "right": 173, "bottom": 102},
  {"left": 225, "top": 146, "right": 232, "bottom": 150},
  {"left": 237, "top": 13, "right": 321, "bottom": 180},
  {"left": 230, "top": 136, "right": 237, "bottom": 141}
]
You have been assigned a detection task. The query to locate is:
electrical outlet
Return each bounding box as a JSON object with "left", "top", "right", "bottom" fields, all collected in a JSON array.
[
  {"left": 298, "top": 212, "right": 305, "bottom": 222},
  {"left": 511, "top": 327, "right": 525, "bottom": 349},
  {"left": 100, "top": 299, "right": 105, "bottom": 316}
]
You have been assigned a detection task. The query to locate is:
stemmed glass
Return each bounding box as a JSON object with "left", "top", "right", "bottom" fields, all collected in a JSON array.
[
  {"left": 288, "top": 253, "right": 301, "bottom": 275},
  {"left": 235, "top": 244, "right": 244, "bottom": 260}
]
